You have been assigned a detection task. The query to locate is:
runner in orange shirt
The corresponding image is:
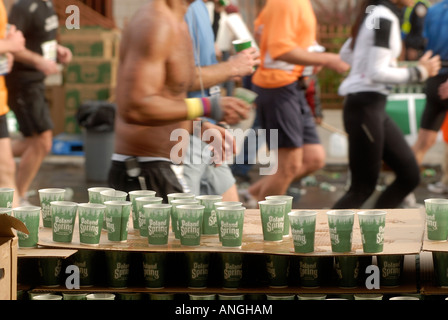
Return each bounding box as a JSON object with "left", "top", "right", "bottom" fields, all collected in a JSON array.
[{"left": 248, "top": 0, "right": 349, "bottom": 203}]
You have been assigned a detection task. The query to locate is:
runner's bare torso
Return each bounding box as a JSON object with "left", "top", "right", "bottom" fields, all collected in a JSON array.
[{"left": 114, "top": 0, "right": 195, "bottom": 159}]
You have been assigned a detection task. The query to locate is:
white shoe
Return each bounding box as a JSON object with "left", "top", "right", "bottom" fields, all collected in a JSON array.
[{"left": 428, "top": 181, "right": 448, "bottom": 194}]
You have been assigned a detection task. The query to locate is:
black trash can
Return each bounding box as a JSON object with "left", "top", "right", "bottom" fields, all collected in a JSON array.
[{"left": 76, "top": 101, "right": 116, "bottom": 182}]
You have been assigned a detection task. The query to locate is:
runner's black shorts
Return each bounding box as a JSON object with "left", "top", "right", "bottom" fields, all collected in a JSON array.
[
  {"left": 420, "top": 74, "right": 448, "bottom": 131},
  {"left": 108, "top": 160, "right": 183, "bottom": 203},
  {"left": 0, "top": 114, "right": 9, "bottom": 138},
  {"left": 253, "top": 81, "right": 320, "bottom": 149},
  {"left": 6, "top": 80, "right": 53, "bottom": 137}
]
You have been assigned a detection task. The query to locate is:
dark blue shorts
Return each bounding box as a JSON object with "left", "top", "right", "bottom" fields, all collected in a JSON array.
[{"left": 253, "top": 82, "right": 320, "bottom": 149}]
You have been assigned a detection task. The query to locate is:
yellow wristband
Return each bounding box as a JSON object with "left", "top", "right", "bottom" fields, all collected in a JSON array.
[{"left": 185, "top": 98, "right": 204, "bottom": 120}]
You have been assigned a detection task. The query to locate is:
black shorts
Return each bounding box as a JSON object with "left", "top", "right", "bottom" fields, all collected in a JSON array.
[
  {"left": 6, "top": 80, "right": 53, "bottom": 137},
  {"left": 420, "top": 74, "right": 448, "bottom": 131},
  {"left": 108, "top": 160, "right": 183, "bottom": 203},
  {"left": 253, "top": 81, "right": 320, "bottom": 149},
  {"left": 0, "top": 114, "right": 9, "bottom": 138}
]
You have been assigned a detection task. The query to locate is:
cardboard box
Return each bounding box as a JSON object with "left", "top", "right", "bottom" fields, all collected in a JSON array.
[
  {"left": 64, "top": 58, "right": 117, "bottom": 85},
  {"left": 64, "top": 84, "right": 112, "bottom": 112},
  {"left": 60, "top": 31, "right": 120, "bottom": 59},
  {"left": 0, "top": 214, "right": 28, "bottom": 300}
]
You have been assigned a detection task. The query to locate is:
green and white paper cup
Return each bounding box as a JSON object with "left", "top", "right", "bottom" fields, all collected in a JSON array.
[
  {"left": 13, "top": 206, "right": 41, "bottom": 248},
  {"left": 334, "top": 255, "right": 360, "bottom": 288},
  {"left": 185, "top": 252, "right": 210, "bottom": 289},
  {"left": 196, "top": 195, "right": 223, "bottom": 235},
  {"left": 232, "top": 39, "right": 252, "bottom": 52},
  {"left": 143, "top": 203, "right": 171, "bottom": 245},
  {"left": 357, "top": 210, "right": 386, "bottom": 253},
  {"left": 105, "top": 250, "right": 131, "bottom": 288},
  {"left": 129, "top": 190, "right": 156, "bottom": 231},
  {"left": 0, "top": 187, "right": 14, "bottom": 208},
  {"left": 38, "top": 257, "right": 62, "bottom": 287},
  {"left": 432, "top": 251, "right": 448, "bottom": 287},
  {"left": 216, "top": 206, "right": 245, "bottom": 248},
  {"left": 377, "top": 254, "right": 404, "bottom": 287},
  {"left": 135, "top": 196, "right": 163, "bottom": 237},
  {"left": 288, "top": 210, "right": 317, "bottom": 253},
  {"left": 78, "top": 203, "right": 106, "bottom": 246},
  {"left": 258, "top": 200, "right": 286, "bottom": 242},
  {"left": 213, "top": 201, "right": 242, "bottom": 242},
  {"left": 220, "top": 252, "right": 243, "bottom": 290},
  {"left": 424, "top": 198, "right": 448, "bottom": 241},
  {"left": 104, "top": 200, "right": 132, "bottom": 242},
  {"left": 50, "top": 201, "right": 78, "bottom": 243},
  {"left": 38, "top": 188, "right": 66, "bottom": 228},
  {"left": 176, "top": 204, "right": 204, "bottom": 246},
  {"left": 69, "top": 249, "right": 97, "bottom": 287},
  {"left": 100, "top": 189, "right": 127, "bottom": 229},
  {"left": 326, "top": 210, "right": 355, "bottom": 253},
  {"left": 88, "top": 187, "right": 114, "bottom": 204},
  {"left": 142, "top": 252, "right": 167, "bottom": 289},
  {"left": 167, "top": 192, "right": 195, "bottom": 204},
  {"left": 266, "top": 254, "right": 290, "bottom": 288},
  {"left": 170, "top": 199, "right": 200, "bottom": 240},
  {"left": 265, "top": 195, "right": 293, "bottom": 236}
]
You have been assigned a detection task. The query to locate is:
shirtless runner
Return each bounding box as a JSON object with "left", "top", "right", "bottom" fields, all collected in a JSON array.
[{"left": 109, "top": 0, "right": 250, "bottom": 202}]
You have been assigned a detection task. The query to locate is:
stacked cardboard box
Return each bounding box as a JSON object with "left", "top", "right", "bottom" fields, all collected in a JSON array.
[{"left": 48, "top": 27, "right": 120, "bottom": 135}]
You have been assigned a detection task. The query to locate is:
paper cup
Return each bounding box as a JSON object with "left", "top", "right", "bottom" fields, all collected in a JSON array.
[
  {"left": 377, "top": 254, "right": 404, "bottom": 287},
  {"left": 88, "top": 187, "right": 114, "bottom": 204},
  {"left": 298, "top": 256, "right": 326, "bottom": 288},
  {"left": 389, "top": 296, "right": 420, "bottom": 300},
  {"left": 142, "top": 252, "right": 167, "bottom": 289},
  {"left": 100, "top": 189, "right": 127, "bottom": 229},
  {"left": 258, "top": 200, "right": 286, "bottom": 242},
  {"left": 177, "top": 204, "right": 204, "bottom": 246},
  {"left": 38, "top": 257, "right": 62, "bottom": 287},
  {"left": 117, "top": 293, "right": 143, "bottom": 300},
  {"left": 218, "top": 294, "right": 245, "bottom": 300},
  {"left": 220, "top": 252, "right": 243, "bottom": 290},
  {"left": 78, "top": 203, "right": 106, "bottom": 246},
  {"left": 129, "top": 190, "right": 156, "bottom": 231},
  {"left": 196, "top": 195, "right": 223, "bottom": 235},
  {"left": 432, "top": 251, "right": 448, "bottom": 287},
  {"left": 135, "top": 196, "right": 163, "bottom": 237},
  {"left": 214, "top": 201, "right": 243, "bottom": 242},
  {"left": 265, "top": 195, "right": 293, "bottom": 237},
  {"left": 189, "top": 294, "right": 216, "bottom": 300},
  {"left": 185, "top": 252, "right": 210, "bottom": 289},
  {"left": 69, "top": 249, "right": 97, "bottom": 287},
  {"left": 326, "top": 210, "right": 355, "bottom": 253},
  {"left": 149, "top": 293, "right": 174, "bottom": 300},
  {"left": 297, "top": 294, "right": 327, "bottom": 300},
  {"left": 50, "top": 201, "right": 78, "bottom": 243},
  {"left": 424, "top": 198, "right": 448, "bottom": 241},
  {"left": 334, "top": 255, "right": 360, "bottom": 288},
  {"left": 288, "top": 210, "right": 317, "bottom": 253},
  {"left": 63, "top": 293, "right": 87, "bottom": 300},
  {"left": 266, "top": 294, "right": 295, "bottom": 301},
  {"left": 0, "top": 187, "right": 14, "bottom": 208},
  {"left": 167, "top": 192, "right": 195, "bottom": 204},
  {"left": 32, "top": 294, "right": 62, "bottom": 300},
  {"left": 232, "top": 39, "right": 252, "bottom": 52},
  {"left": 105, "top": 250, "right": 131, "bottom": 288},
  {"left": 354, "top": 294, "right": 383, "bottom": 300},
  {"left": 13, "top": 206, "right": 41, "bottom": 248},
  {"left": 104, "top": 200, "right": 132, "bottom": 242},
  {"left": 170, "top": 199, "right": 200, "bottom": 240},
  {"left": 357, "top": 210, "right": 386, "bottom": 253},
  {"left": 265, "top": 254, "right": 289, "bottom": 288},
  {"left": 38, "top": 188, "right": 66, "bottom": 228},
  {"left": 0, "top": 208, "right": 12, "bottom": 216},
  {"left": 143, "top": 203, "right": 171, "bottom": 245},
  {"left": 216, "top": 206, "right": 245, "bottom": 248},
  {"left": 86, "top": 293, "right": 115, "bottom": 300},
  {"left": 234, "top": 87, "right": 258, "bottom": 105}
]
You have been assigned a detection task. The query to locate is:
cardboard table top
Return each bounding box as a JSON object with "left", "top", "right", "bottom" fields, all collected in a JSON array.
[{"left": 37, "top": 208, "right": 425, "bottom": 256}]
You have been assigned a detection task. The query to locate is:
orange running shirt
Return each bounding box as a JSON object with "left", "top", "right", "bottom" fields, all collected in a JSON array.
[
  {"left": 252, "top": 0, "right": 317, "bottom": 89},
  {"left": 0, "top": 1, "right": 8, "bottom": 116}
]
